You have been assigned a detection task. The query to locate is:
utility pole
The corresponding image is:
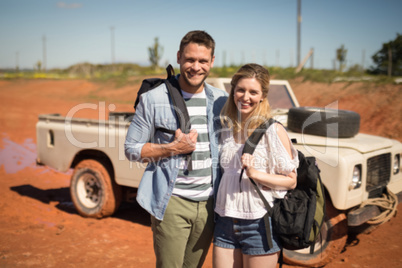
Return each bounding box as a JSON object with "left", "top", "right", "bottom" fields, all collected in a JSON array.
[
  {"left": 16, "top": 51, "right": 19, "bottom": 72},
  {"left": 111, "top": 26, "right": 115, "bottom": 66},
  {"left": 263, "top": 49, "right": 267, "bottom": 66},
  {"left": 295, "top": 48, "right": 313, "bottom": 73},
  {"left": 42, "top": 35, "right": 47, "bottom": 72},
  {"left": 310, "top": 48, "right": 314, "bottom": 69},
  {"left": 297, "top": 0, "right": 301, "bottom": 66},
  {"left": 276, "top": 49, "right": 280, "bottom": 67},
  {"left": 290, "top": 49, "right": 294, "bottom": 67}
]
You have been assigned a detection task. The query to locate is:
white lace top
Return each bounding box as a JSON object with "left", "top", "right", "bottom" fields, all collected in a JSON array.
[{"left": 215, "top": 123, "right": 299, "bottom": 220}]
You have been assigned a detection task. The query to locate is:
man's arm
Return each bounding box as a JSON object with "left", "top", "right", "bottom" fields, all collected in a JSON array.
[
  {"left": 140, "top": 129, "right": 197, "bottom": 161},
  {"left": 124, "top": 91, "right": 197, "bottom": 162}
]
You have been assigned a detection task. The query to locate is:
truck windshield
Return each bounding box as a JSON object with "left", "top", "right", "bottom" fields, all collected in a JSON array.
[{"left": 268, "top": 84, "right": 296, "bottom": 109}]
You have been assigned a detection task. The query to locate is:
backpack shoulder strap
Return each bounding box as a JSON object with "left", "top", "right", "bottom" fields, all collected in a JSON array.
[
  {"left": 164, "top": 65, "right": 193, "bottom": 171},
  {"left": 134, "top": 65, "right": 175, "bottom": 110},
  {"left": 238, "top": 118, "right": 278, "bottom": 193},
  {"left": 238, "top": 118, "right": 277, "bottom": 250},
  {"left": 239, "top": 118, "right": 277, "bottom": 185},
  {"left": 165, "top": 75, "right": 191, "bottom": 134},
  {"left": 248, "top": 174, "right": 274, "bottom": 249},
  {"left": 242, "top": 118, "right": 277, "bottom": 155}
]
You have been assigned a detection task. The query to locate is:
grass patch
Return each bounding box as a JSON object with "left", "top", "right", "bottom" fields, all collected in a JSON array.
[{"left": 1, "top": 63, "right": 396, "bottom": 86}]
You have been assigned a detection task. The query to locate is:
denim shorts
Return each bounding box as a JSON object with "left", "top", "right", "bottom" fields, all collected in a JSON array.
[{"left": 213, "top": 215, "right": 281, "bottom": 255}]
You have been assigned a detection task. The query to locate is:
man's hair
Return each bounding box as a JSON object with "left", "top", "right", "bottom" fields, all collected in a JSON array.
[{"left": 179, "top": 30, "right": 215, "bottom": 56}]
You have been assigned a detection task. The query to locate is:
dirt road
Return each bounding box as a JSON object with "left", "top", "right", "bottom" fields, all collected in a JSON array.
[{"left": 0, "top": 79, "right": 401, "bottom": 267}]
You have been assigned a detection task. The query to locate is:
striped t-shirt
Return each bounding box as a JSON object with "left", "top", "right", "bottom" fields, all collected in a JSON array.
[{"left": 173, "top": 89, "right": 213, "bottom": 201}]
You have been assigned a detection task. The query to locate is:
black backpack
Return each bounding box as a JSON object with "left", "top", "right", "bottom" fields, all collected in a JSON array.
[
  {"left": 134, "top": 65, "right": 193, "bottom": 170},
  {"left": 134, "top": 64, "right": 191, "bottom": 135},
  {"left": 239, "top": 118, "right": 326, "bottom": 256}
]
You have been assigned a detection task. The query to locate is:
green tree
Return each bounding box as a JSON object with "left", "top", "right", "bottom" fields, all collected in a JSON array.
[
  {"left": 370, "top": 33, "right": 402, "bottom": 76},
  {"left": 148, "top": 37, "right": 163, "bottom": 70},
  {"left": 36, "top": 60, "right": 42, "bottom": 71},
  {"left": 336, "top": 45, "right": 347, "bottom": 72}
]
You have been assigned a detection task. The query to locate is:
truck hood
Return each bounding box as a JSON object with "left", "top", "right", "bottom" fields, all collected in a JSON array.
[{"left": 287, "top": 132, "right": 394, "bottom": 154}]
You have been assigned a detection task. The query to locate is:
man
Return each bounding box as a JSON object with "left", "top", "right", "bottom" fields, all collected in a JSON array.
[{"left": 125, "top": 30, "right": 228, "bottom": 268}]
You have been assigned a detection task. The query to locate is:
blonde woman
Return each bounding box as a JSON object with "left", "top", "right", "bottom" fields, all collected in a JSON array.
[{"left": 213, "top": 64, "right": 299, "bottom": 268}]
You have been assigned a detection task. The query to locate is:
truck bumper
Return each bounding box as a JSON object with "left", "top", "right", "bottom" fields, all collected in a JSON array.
[{"left": 347, "top": 191, "right": 402, "bottom": 226}]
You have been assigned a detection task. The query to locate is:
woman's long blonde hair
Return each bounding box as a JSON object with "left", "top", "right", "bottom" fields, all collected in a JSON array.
[{"left": 220, "top": 63, "right": 271, "bottom": 135}]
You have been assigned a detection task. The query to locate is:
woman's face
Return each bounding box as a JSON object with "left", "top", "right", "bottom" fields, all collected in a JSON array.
[{"left": 233, "top": 77, "right": 263, "bottom": 121}]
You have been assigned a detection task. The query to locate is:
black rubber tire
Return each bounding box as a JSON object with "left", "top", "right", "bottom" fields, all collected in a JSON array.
[
  {"left": 283, "top": 196, "right": 348, "bottom": 267},
  {"left": 70, "top": 159, "right": 122, "bottom": 218},
  {"left": 287, "top": 107, "right": 360, "bottom": 138}
]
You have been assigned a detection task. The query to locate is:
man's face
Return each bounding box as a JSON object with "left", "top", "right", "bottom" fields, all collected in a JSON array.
[{"left": 177, "top": 42, "right": 215, "bottom": 93}]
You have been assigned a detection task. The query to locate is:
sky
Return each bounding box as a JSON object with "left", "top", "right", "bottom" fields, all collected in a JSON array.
[{"left": 1, "top": 0, "right": 401, "bottom": 71}]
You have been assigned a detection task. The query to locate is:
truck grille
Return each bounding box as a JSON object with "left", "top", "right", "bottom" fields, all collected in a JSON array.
[{"left": 366, "top": 153, "right": 391, "bottom": 197}]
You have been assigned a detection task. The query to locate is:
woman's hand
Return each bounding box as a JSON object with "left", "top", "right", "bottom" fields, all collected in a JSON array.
[
  {"left": 241, "top": 153, "right": 272, "bottom": 190},
  {"left": 238, "top": 124, "right": 297, "bottom": 191},
  {"left": 241, "top": 153, "right": 258, "bottom": 178}
]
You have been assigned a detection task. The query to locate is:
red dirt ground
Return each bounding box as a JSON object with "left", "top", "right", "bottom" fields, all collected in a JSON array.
[{"left": 0, "top": 78, "right": 401, "bottom": 268}]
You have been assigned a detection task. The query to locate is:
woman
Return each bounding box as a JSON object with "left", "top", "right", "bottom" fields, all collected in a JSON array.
[{"left": 213, "top": 64, "right": 299, "bottom": 268}]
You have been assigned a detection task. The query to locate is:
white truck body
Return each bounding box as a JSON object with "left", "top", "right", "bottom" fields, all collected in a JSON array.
[{"left": 36, "top": 114, "right": 143, "bottom": 188}]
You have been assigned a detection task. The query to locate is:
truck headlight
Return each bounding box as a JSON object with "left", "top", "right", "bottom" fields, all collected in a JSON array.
[
  {"left": 394, "top": 154, "right": 400, "bottom": 175},
  {"left": 349, "top": 165, "right": 362, "bottom": 190}
]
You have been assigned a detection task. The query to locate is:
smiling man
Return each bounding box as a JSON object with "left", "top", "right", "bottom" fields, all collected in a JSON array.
[
  {"left": 125, "top": 30, "right": 228, "bottom": 268},
  {"left": 177, "top": 37, "right": 214, "bottom": 93}
]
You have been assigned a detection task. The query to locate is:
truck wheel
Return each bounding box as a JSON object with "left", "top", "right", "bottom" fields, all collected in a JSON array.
[
  {"left": 70, "top": 159, "right": 122, "bottom": 218},
  {"left": 283, "top": 197, "right": 348, "bottom": 267},
  {"left": 287, "top": 107, "right": 360, "bottom": 138}
]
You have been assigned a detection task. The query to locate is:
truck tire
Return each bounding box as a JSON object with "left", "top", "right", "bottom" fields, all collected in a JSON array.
[
  {"left": 283, "top": 196, "right": 348, "bottom": 267},
  {"left": 70, "top": 159, "right": 122, "bottom": 218},
  {"left": 288, "top": 107, "right": 360, "bottom": 138}
]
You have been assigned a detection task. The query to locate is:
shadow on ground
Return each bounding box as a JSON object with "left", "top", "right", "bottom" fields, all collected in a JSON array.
[{"left": 10, "top": 184, "right": 150, "bottom": 226}]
